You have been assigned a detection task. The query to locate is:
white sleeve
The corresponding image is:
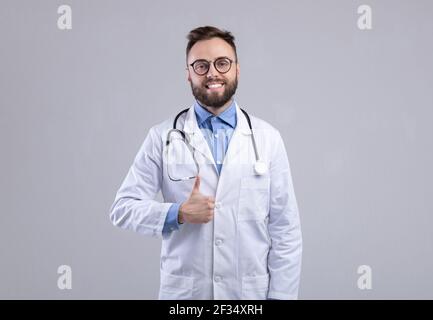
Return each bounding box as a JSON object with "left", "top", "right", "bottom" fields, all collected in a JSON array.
[
  {"left": 109, "top": 126, "right": 172, "bottom": 238},
  {"left": 267, "top": 130, "right": 303, "bottom": 300}
]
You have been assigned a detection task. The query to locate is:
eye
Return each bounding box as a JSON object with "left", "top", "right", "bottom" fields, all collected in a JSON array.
[
  {"left": 216, "top": 59, "right": 229, "bottom": 68},
  {"left": 194, "top": 61, "right": 208, "bottom": 72}
]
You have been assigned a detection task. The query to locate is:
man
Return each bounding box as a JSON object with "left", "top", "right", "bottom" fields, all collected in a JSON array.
[{"left": 110, "top": 26, "right": 302, "bottom": 300}]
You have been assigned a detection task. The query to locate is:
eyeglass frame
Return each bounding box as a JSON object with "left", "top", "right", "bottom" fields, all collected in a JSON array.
[{"left": 188, "top": 56, "right": 237, "bottom": 76}]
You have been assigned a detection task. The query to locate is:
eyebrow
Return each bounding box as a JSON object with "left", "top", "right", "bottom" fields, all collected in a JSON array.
[{"left": 190, "top": 56, "right": 233, "bottom": 63}]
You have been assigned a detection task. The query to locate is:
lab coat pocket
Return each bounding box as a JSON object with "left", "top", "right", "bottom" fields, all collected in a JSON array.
[
  {"left": 241, "top": 273, "right": 269, "bottom": 300},
  {"left": 238, "top": 176, "right": 270, "bottom": 221},
  {"left": 159, "top": 269, "right": 194, "bottom": 300}
]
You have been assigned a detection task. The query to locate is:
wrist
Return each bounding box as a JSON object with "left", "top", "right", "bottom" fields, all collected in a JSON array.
[
  {"left": 178, "top": 204, "right": 185, "bottom": 224},
  {"left": 178, "top": 213, "right": 184, "bottom": 224}
]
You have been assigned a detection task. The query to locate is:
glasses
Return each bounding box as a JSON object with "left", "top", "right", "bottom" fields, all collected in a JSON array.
[{"left": 189, "top": 57, "right": 236, "bottom": 76}]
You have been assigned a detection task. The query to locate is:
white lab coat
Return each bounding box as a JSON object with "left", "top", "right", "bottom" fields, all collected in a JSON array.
[{"left": 110, "top": 103, "right": 302, "bottom": 300}]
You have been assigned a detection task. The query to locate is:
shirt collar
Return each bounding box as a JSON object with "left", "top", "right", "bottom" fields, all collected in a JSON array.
[{"left": 194, "top": 99, "right": 237, "bottom": 128}]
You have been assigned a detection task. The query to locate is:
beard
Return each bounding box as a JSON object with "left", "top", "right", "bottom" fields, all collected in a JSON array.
[{"left": 191, "top": 75, "right": 238, "bottom": 108}]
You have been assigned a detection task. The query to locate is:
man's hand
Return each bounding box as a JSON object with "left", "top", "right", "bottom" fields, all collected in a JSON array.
[{"left": 178, "top": 176, "right": 215, "bottom": 224}]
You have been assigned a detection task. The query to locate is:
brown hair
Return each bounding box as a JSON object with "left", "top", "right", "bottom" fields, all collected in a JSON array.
[{"left": 186, "top": 26, "right": 237, "bottom": 60}]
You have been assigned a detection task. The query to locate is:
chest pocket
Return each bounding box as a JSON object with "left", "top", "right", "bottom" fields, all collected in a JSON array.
[{"left": 238, "top": 176, "right": 270, "bottom": 221}]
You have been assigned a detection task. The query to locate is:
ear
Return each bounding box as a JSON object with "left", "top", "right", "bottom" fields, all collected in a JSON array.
[
  {"left": 186, "top": 68, "right": 191, "bottom": 82},
  {"left": 236, "top": 62, "right": 240, "bottom": 78}
]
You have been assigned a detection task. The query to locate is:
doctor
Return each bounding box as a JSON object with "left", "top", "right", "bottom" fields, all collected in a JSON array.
[{"left": 110, "top": 26, "right": 302, "bottom": 300}]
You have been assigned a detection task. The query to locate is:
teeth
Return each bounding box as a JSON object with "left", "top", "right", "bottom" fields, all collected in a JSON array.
[{"left": 208, "top": 83, "right": 223, "bottom": 88}]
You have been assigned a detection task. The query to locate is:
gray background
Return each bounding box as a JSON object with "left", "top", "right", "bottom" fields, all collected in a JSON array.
[{"left": 1, "top": 0, "right": 432, "bottom": 299}]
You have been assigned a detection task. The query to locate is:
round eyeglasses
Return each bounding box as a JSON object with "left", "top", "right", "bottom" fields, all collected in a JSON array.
[{"left": 189, "top": 57, "right": 236, "bottom": 76}]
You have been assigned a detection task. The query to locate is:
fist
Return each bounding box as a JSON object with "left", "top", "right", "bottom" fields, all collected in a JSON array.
[{"left": 178, "top": 176, "right": 215, "bottom": 224}]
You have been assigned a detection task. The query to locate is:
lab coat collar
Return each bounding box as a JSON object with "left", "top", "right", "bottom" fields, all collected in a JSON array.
[
  {"left": 184, "top": 101, "right": 251, "bottom": 136},
  {"left": 181, "top": 101, "right": 251, "bottom": 168}
]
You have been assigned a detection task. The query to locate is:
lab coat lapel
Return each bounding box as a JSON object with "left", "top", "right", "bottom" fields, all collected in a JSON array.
[
  {"left": 182, "top": 106, "right": 218, "bottom": 171},
  {"left": 219, "top": 103, "right": 252, "bottom": 176}
]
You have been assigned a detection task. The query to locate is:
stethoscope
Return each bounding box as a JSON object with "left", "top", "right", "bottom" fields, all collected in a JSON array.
[{"left": 167, "top": 107, "right": 268, "bottom": 176}]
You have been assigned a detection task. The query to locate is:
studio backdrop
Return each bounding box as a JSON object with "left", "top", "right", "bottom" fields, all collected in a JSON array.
[{"left": 1, "top": 0, "right": 432, "bottom": 299}]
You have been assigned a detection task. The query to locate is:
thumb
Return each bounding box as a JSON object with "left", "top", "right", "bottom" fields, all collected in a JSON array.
[{"left": 191, "top": 175, "right": 201, "bottom": 194}]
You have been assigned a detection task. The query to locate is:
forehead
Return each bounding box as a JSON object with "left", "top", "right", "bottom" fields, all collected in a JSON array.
[{"left": 188, "top": 37, "right": 236, "bottom": 62}]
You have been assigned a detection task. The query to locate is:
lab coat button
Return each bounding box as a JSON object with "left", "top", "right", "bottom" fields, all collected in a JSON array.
[
  {"left": 214, "top": 276, "right": 221, "bottom": 283},
  {"left": 215, "top": 202, "right": 221, "bottom": 209},
  {"left": 215, "top": 239, "right": 223, "bottom": 246}
]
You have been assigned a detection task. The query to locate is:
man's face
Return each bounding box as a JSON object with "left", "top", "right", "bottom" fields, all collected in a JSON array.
[{"left": 187, "top": 37, "right": 240, "bottom": 109}]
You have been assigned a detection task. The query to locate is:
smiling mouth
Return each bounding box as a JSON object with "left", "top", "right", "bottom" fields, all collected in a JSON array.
[{"left": 205, "top": 82, "right": 225, "bottom": 90}]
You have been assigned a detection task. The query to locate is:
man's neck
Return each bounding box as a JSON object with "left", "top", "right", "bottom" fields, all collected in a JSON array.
[{"left": 198, "top": 98, "right": 234, "bottom": 116}]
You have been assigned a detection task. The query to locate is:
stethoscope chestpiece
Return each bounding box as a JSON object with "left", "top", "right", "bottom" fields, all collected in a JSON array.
[{"left": 254, "top": 160, "right": 268, "bottom": 175}]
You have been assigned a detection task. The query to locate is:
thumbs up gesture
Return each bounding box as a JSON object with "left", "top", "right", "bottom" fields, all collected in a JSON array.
[{"left": 178, "top": 176, "right": 215, "bottom": 224}]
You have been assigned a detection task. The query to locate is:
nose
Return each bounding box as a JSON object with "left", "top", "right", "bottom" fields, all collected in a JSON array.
[{"left": 206, "top": 62, "right": 219, "bottom": 78}]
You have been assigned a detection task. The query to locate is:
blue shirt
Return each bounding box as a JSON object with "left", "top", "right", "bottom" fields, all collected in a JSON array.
[{"left": 162, "top": 99, "right": 238, "bottom": 234}]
